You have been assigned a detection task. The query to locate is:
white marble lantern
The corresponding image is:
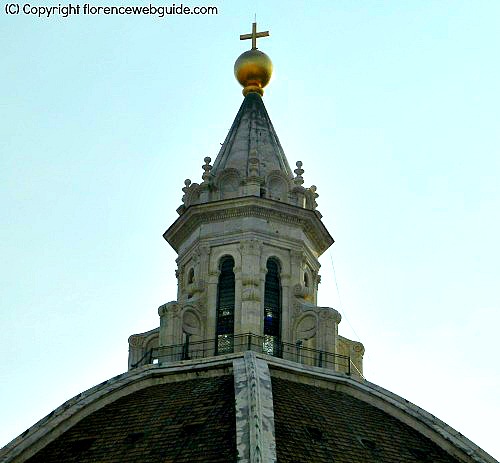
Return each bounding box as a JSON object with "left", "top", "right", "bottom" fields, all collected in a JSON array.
[{"left": 128, "top": 92, "right": 363, "bottom": 377}]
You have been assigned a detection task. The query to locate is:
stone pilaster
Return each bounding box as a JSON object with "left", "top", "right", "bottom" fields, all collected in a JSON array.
[
  {"left": 280, "top": 270, "right": 291, "bottom": 344},
  {"left": 239, "top": 240, "right": 263, "bottom": 337},
  {"left": 205, "top": 267, "right": 219, "bottom": 341}
]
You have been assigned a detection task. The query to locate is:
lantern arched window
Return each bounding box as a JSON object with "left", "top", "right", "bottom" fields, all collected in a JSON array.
[
  {"left": 215, "top": 256, "right": 235, "bottom": 354},
  {"left": 264, "top": 257, "right": 282, "bottom": 356}
]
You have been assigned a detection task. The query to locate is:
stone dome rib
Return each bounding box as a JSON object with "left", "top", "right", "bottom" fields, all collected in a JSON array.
[{"left": 211, "top": 92, "right": 293, "bottom": 179}]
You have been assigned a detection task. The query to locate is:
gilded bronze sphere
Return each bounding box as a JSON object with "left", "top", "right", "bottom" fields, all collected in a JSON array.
[{"left": 234, "top": 49, "right": 273, "bottom": 96}]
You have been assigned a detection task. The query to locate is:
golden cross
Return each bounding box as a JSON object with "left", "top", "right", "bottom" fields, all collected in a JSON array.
[{"left": 240, "top": 22, "right": 269, "bottom": 50}]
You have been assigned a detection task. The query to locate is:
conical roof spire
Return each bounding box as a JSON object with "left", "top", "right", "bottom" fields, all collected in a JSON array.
[
  {"left": 212, "top": 23, "right": 291, "bottom": 179},
  {"left": 211, "top": 92, "right": 293, "bottom": 179}
]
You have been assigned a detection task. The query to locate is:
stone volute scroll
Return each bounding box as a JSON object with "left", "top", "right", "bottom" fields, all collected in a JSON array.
[
  {"left": 183, "top": 248, "right": 208, "bottom": 301},
  {"left": 182, "top": 309, "right": 202, "bottom": 342},
  {"left": 305, "top": 185, "right": 319, "bottom": 211},
  {"left": 180, "top": 177, "right": 201, "bottom": 210},
  {"left": 295, "top": 314, "right": 317, "bottom": 341},
  {"left": 293, "top": 283, "right": 313, "bottom": 302}
]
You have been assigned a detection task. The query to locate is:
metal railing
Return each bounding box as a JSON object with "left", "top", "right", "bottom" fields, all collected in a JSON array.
[{"left": 133, "top": 333, "right": 353, "bottom": 375}]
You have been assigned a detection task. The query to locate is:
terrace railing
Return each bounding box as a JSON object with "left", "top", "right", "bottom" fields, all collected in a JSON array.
[{"left": 132, "top": 333, "right": 356, "bottom": 376}]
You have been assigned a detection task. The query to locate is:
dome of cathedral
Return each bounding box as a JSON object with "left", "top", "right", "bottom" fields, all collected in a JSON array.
[
  {"left": 2, "top": 353, "right": 494, "bottom": 463},
  {"left": 1, "top": 22, "right": 497, "bottom": 463}
]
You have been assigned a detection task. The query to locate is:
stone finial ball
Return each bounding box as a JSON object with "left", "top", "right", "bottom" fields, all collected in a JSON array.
[{"left": 234, "top": 49, "right": 273, "bottom": 96}]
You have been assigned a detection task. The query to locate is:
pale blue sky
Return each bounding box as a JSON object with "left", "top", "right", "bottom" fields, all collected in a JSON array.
[{"left": 1, "top": 0, "right": 499, "bottom": 458}]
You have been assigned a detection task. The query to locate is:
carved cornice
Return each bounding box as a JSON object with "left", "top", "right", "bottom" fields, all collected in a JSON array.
[{"left": 164, "top": 197, "right": 333, "bottom": 256}]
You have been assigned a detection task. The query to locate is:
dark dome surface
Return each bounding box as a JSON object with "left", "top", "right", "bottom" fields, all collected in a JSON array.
[
  {"left": 24, "top": 376, "right": 236, "bottom": 463},
  {"left": 272, "top": 377, "right": 461, "bottom": 463},
  {"left": 20, "top": 374, "right": 467, "bottom": 463},
  {"left": 4, "top": 355, "right": 493, "bottom": 463}
]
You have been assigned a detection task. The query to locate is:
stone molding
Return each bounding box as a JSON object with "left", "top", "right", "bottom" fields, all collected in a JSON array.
[
  {"left": 164, "top": 196, "right": 333, "bottom": 255},
  {"left": 233, "top": 352, "right": 277, "bottom": 463},
  {"left": 293, "top": 283, "right": 313, "bottom": 300}
]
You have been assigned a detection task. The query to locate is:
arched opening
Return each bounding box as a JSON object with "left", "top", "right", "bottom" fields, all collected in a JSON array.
[
  {"left": 215, "top": 256, "right": 235, "bottom": 354},
  {"left": 264, "top": 257, "right": 282, "bottom": 356}
]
